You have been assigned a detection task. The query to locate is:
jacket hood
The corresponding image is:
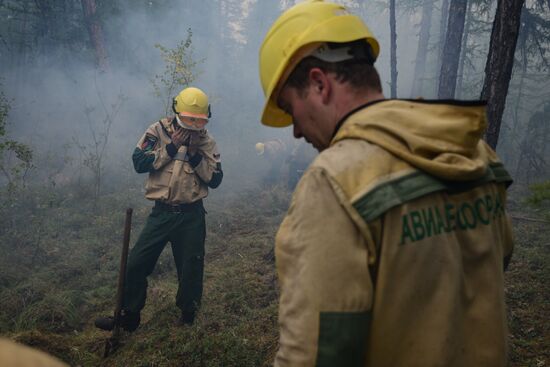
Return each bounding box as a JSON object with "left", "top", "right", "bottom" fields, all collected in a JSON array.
[{"left": 332, "top": 99, "right": 500, "bottom": 181}]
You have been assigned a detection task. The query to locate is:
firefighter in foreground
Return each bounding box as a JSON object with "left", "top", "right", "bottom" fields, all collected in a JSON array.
[
  {"left": 96, "top": 87, "right": 222, "bottom": 331},
  {"left": 259, "top": 1, "right": 514, "bottom": 366}
]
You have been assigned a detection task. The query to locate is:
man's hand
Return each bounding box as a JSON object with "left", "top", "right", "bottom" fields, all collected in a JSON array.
[
  {"left": 171, "top": 127, "right": 190, "bottom": 149},
  {"left": 188, "top": 131, "right": 200, "bottom": 156}
]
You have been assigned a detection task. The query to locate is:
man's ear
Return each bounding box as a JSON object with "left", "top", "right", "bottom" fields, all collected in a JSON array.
[{"left": 308, "top": 67, "right": 331, "bottom": 104}]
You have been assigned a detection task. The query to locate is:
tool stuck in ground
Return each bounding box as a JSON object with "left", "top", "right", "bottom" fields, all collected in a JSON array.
[{"left": 94, "top": 208, "right": 133, "bottom": 358}]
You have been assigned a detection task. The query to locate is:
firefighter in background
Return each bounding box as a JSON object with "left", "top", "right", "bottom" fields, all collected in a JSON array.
[
  {"left": 96, "top": 87, "right": 223, "bottom": 331},
  {"left": 287, "top": 140, "right": 317, "bottom": 189},
  {"left": 255, "top": 139, "right": 288, "bottom": 185},
  {"left": 258, "top": 1, "right": 514, "bottom": 366}
]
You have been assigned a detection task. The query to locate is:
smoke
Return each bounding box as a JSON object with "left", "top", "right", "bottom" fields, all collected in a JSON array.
[{"left": 1, "top": 0, "right": 546, "bottom": 192}]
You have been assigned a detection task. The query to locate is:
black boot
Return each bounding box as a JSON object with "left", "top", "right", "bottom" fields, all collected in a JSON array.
[
  {"left": 94, "top": 316, "right": 115, "bottom": 331},
  {"left": 177, "top": 311, "right": 195, "bottom": 326},
  {"left": 120, "top": 310, "right": 140, "bottom": 332},
  {"left": 94, "top": 310, "right": 140, "bottom": 332}
]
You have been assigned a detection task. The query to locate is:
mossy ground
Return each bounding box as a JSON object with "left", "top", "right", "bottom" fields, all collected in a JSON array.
[
  {"left": 505, "top": 186, "right": 550, "bottom": 366},
  {"left": 0, "top": 183, "right": 548, "bottom": 366}
]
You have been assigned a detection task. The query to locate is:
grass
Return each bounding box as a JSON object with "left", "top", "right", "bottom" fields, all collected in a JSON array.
[
  {"left": 0, "top": 182, "right": 286, "bottom": 366},
  {"left": 505, "top": 184, "right": 550, "bottom": 367},
  {"left": 0, "top": 182, "right": 548, "bottom": 366}
]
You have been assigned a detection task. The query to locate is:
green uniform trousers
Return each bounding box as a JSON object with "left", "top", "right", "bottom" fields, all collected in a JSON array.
[{"left": 123, "top": 204, "right": 206, "bottom": 315}]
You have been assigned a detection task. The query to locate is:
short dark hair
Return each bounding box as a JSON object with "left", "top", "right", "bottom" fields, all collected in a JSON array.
[{"left": 285, "top": 41, "right": 382, "bottom": 95}]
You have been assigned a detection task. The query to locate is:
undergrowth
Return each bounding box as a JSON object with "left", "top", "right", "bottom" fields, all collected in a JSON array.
[
  {"left": 0, "top": 182, "right": 548, "bottom": 366},
  {"left": 0, "top": 183, "right": 287, "bottom": 366},
  {"left": 526, "top": 180, "right": 550, "bottom": 220}
]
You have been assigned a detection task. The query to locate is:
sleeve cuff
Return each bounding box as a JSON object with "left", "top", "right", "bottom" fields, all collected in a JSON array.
[
  {"left": 189, "top": 152, "right": 203, "bottom": 168},
  {"left": 166, "top": 143, "right": 178, "bottom": 158}
]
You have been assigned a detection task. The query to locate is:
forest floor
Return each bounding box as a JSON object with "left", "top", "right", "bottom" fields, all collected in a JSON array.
[
  {"left": 0, "top": 182, "right": 548, "bottom": 366},
  {"left": 504, "top": 185, "right": 550, "bottom": 367}
]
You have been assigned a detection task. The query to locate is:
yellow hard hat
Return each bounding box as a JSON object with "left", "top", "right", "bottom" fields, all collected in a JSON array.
[
  {"left": 259, "top": 0, "right": 380, "bottom": 127},
  {"left": 255, "top": 142, "right": 265, "bottom": 155},
  {"left": 173, "top": 87, "right": 211, "bottom": 131},
  {"left": 173, "top": 87, "right": 210, "bottom": 119}
]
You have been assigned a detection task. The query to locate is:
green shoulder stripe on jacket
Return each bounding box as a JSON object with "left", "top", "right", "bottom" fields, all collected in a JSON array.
[{"left": 352, "top": 163, "right": 512, "bottom": 223}]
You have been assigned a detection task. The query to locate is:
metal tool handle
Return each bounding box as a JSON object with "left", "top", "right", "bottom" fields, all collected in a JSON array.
[{"left": 104, "top": 208, "right": 132, "bottom": 358}]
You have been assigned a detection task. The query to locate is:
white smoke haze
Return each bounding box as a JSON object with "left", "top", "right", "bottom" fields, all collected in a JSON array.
[{"left": 1, "top": 0, "right": 549, "bottom": 191}]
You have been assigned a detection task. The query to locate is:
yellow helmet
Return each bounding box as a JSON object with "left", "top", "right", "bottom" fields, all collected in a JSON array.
[
  {"left": 255, "top": 142, "right": 265, "bottom": 155},
  {"left": 259, "top": 0, "right": 380, "bottom": 127},
  {"left": 173, "top": 87, "right": 211, "bottom": 131}
]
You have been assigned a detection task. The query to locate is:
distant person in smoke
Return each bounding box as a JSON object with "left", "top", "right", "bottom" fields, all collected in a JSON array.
[
  {"left": 258, "top": 1, "right": 514, "bottom": 366},
  {"left": 95, "top": 87, "right": 223, "bottom": 331},
  {"left": 255, "top": 139, "right": 288, "bottom": 186},
  {"left": 286, "top": 140, "right": 317, "bottom": 189}
]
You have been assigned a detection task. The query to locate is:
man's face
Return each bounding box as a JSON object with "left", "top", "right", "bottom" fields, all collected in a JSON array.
[
  {"left": 278, "top": 85, "right": 326, "bottom": 151},
  {"left": 177, "top": 114, "right": 208, "bottom": 131}
]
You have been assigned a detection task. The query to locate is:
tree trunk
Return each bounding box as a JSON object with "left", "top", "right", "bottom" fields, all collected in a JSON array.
[
  {"left": 456, "top": 0, "right": 473, "bottom": 98},
  {"left": 13, "top": 0, "right": 31, "bottom": 96},
  {"left": 481, "top": 0, "right": 525, "bottom": 150},
  {"left": 436, "top": 0, "right": 450, "bottom": 82},
  {"left": 438, "top": 0, "right": 467, "bottom": 99},
  {"left": 390, "top": 0, "right": 397, "bottom": 98},
  {"left": 411, "top": 0, "right": 434, "bottom": 97},
  {"left": 511, "top": 10, "right": 527, "bottom": 168},
  {"left": 35, "top": 1, "right": 53, "bottom": 51},
  {"left": 81, "top": 0, "right": 108, "bottom": 72}
]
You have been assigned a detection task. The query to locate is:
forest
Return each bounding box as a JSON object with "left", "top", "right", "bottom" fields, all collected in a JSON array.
[{"left": 0, "top": 0, "right": 549, "bottom": 366}]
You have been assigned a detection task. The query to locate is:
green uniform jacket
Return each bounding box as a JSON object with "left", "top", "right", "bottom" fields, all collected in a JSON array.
[{"left": 274, "top": 100, "right": 514, "bottom": 367}]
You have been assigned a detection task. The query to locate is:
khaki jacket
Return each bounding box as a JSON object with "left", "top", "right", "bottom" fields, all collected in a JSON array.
[
  {"left": 134, "top": 117, "right": 222, "bottom": 204},
  {"left": 274, "top": 100, "right": 514, "bottom": 367}
]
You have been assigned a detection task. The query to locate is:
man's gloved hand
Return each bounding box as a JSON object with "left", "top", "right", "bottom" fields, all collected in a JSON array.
[{"left": 171, "top": 127, "right": 192, "bottom": 149}]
